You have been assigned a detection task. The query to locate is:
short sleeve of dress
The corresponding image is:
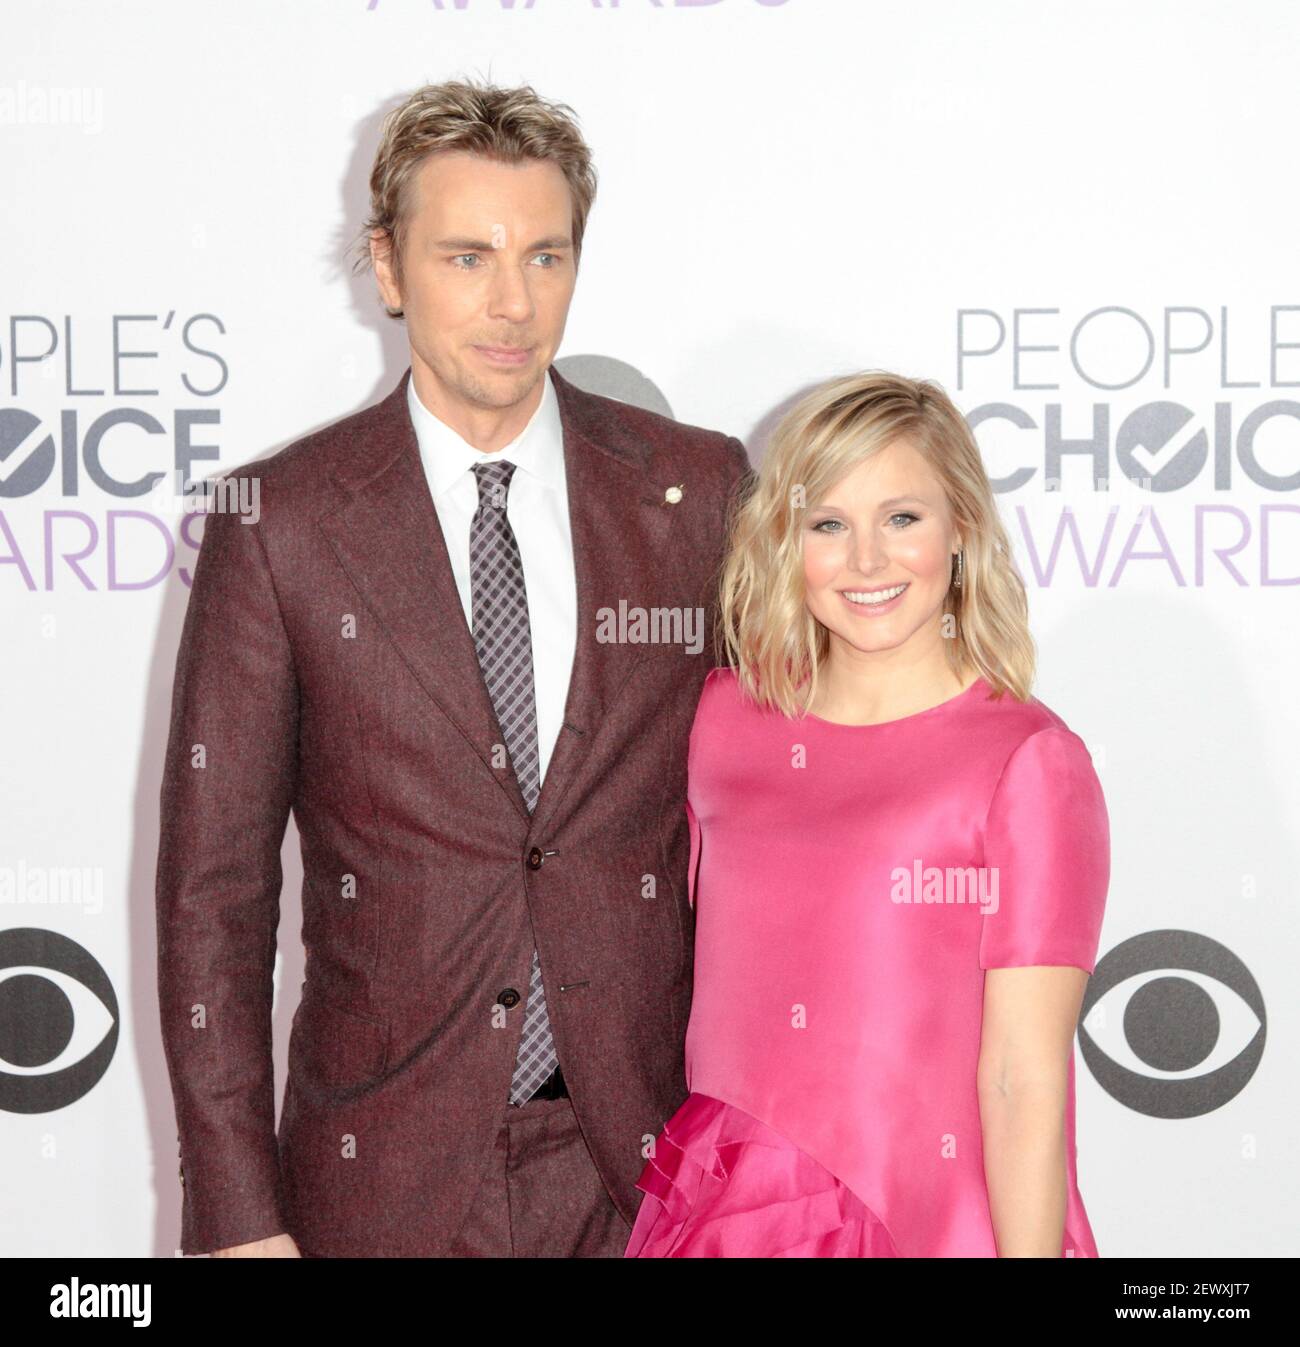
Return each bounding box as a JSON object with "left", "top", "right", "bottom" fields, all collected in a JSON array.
[{"left": 979, "top": 725, "right": 1110, "bottom": 973}]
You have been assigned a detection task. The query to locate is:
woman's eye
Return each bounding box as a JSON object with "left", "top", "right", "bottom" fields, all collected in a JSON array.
[{"left": 813, "top": 514, "right": 918, "bottom": 533}]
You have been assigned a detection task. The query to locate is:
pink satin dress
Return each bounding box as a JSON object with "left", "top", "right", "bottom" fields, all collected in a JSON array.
[{"left": 625, "top": 666, "right": 1110, "bottom": 1258}]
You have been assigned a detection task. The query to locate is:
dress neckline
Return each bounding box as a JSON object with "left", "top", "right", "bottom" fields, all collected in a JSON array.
[{"left": 798, "top": 675, "right": 988, "bottom": 730}]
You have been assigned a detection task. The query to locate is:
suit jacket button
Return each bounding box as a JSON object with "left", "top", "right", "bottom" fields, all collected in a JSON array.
[
  {"left": 526, "top": 847, "right": 544, "bottom": 870},
  {"left": 498, "top": 988, "right": 521, "bottom": 1008},
  {"left": 178, "top": 1161, "right": 185, "bottom": 1187}
]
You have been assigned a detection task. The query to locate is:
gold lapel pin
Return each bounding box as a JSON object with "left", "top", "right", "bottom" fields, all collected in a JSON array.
[{"left": 663, "top": 483, "right": 684, "bottom": 505}]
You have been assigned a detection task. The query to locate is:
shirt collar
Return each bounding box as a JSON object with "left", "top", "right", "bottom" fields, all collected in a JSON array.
[{"left": 406, "top": 366, "right": 564, "bottom": 502}]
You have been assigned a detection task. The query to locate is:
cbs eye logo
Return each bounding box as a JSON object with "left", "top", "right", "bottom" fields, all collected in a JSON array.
[
  {"left": 0, "top": 928, "right": 119, "bottom": 1113},
  {"left": 1079, "top": 930, "right": 1264, "bottom": 1118}
]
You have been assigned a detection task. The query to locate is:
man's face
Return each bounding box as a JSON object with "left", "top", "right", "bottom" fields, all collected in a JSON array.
[{"left": 373, "top": 150, "right": 577, "bottom": 411}]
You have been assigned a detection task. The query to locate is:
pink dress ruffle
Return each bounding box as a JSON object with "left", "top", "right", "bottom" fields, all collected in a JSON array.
[{"left": 624, "top": 1093, "right": 899, "bottom": 1258}]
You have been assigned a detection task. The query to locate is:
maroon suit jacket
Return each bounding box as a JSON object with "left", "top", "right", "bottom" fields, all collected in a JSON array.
[{"left": 155, "top": 364, "right": 751, "bottom": 1256}]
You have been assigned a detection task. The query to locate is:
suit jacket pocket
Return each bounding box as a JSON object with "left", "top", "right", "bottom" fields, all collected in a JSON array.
[{"left": 290, "top": 993, "right": 390, "bottom": 1092}]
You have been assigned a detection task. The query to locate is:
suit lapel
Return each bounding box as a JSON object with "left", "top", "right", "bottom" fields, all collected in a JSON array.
[{"left": 318, "top": 364, "right": 682, "bottom": 831}]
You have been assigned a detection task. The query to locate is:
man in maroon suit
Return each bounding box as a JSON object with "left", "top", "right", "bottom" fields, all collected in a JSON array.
[{"left": 155, "top": 78, "right": 751, "bottom": 1256}]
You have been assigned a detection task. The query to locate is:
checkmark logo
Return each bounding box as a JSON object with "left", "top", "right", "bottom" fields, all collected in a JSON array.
[
  {"left": 0, "top": 408, "right": 56, "bottom": 496},
  {"left": 1117, "top": 402, "right": 1207, "bottom": 490}
]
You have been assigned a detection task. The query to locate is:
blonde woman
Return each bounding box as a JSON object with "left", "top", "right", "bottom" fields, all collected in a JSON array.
[{"left": 625, "top": 372, "right": 1110, "bottom": 1258}]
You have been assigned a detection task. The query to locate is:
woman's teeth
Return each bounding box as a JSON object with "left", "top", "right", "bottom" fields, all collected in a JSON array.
[{"left": 843, "top": 584, "right": 908, "bottom": 605}]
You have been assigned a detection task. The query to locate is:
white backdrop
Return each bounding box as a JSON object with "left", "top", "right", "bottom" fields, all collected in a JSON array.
[{"left": 2, "top": 0, "right": 1297, "bottom": 1257}]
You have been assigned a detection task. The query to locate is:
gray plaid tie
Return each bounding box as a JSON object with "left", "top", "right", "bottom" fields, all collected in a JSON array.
[{"left": 469, "top": 459, "right": 559, "bottom": 1106}]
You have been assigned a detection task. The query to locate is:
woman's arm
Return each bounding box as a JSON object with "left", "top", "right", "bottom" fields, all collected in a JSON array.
[{"left": 977, "top": 965, "right": 1090, "bottom": 1257}]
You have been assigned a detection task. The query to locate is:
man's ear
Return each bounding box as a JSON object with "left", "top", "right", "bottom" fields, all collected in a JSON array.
[{"left": 370, "top": 229, "right": 402, "bottom": 311}]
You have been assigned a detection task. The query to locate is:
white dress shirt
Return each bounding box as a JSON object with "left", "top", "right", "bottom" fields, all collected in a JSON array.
[{"left": 406, "top": 370, "right": 576, "bottom": 786}]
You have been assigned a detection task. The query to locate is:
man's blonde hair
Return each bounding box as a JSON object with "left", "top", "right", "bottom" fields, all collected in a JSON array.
[
  {"left": 352, "top": 78, "right": 598, "bottom": 320},
  {"left": 718, "top": 370, "right": 1037, "bottom": 717}
]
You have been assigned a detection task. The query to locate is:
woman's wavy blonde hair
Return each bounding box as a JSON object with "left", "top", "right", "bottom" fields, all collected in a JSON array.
[
  {"left": 718, "top": 370, "right": 1035, "bottom": 717},
  {"left": 351, "top": 78, "right": 598, "bottom": 321}
]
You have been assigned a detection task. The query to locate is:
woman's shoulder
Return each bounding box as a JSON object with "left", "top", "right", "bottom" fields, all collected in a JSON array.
[
  {"left": 697, "top": 663, "right": 744, "bottom": 715},
  {"left": 969, "top": 679, "right": 1089, "bottom": 754},
  {"left": 700, "top": 664, "right": 741, "bottom": 698},
  {"left": 962, "top": 684, "right": 1103, "bottom": 809},
  {"left": 692, "top": 665, "right": 778, "bottom": 738},
  {"left": 935, "top": 682, "right": 1100, "bottom": 808}
]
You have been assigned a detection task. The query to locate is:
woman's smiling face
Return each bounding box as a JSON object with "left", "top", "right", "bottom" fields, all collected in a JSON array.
[{"left": 801, "top": 437, "right": 962, "bottom": 657}]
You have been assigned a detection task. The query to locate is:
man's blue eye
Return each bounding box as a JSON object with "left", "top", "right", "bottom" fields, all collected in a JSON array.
[{"left": 452, "top": 253, "right": 558, "bottom": 267}]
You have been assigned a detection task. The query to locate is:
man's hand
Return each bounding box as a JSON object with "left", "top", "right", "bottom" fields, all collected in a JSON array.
[{"left": 211, "top": 1234, "right": 301, "bottom": 1258}]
